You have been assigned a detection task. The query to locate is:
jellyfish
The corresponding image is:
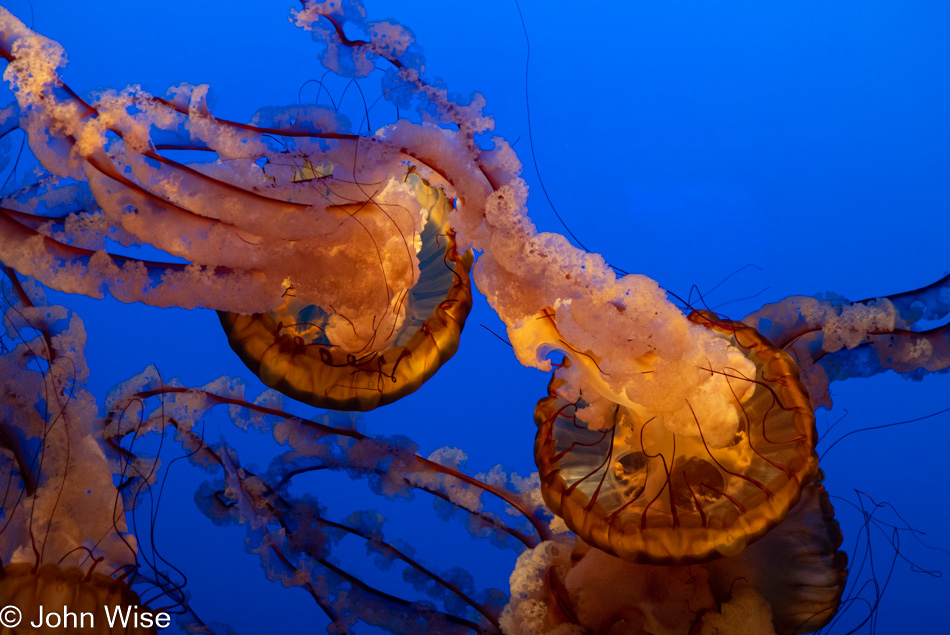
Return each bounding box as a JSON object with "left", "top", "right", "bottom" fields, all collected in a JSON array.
[
  {"left": 95, "top": 357, "right": 848, "bottom": 635},
  {"left": 215, "top": 170, "right": 474, "bottom": 411},
  {"left": 0, "top": 1, "right": 945, "bottom": 634},
  {"left": 0, "top": 270, "right": 206, "bottom": 633},
  {"left": 519, "top": 313, "right": 837, "bottom": 634},
  {"left": 532, "top": 311, "right": 818, "bottom": 565},
  {"left": 501, "top": 476, "right": 846, "bottom": 634},
  {"left": 0, "top": 5, "right": 476, "bottom": 410},
  {"left": 511, "top": 276, "right": 950, "bottom": 634},
  {"left": 0, "top": 1, "right": 761, "bottom": 434}
]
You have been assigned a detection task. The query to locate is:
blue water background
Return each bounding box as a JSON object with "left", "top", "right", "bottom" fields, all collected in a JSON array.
[{"left": 2, "top": 1, "right": 948, "bottom": 633}]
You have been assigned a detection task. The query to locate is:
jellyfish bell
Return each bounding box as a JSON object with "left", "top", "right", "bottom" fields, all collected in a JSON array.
[
  {"left": 502, "top": 476, "right": 846, "bottom": 635},
  {"left": 218, "top": 170, "right": 474, "bottom": 411},
  {"left": 702, "top": 473, "right": 848, "bottom": 634},
  {"left": 0, "top": 565, "right": 153, "bottom": 635},
  {"left": 534, "top": 311, "right": 818, "bottom": 565}
]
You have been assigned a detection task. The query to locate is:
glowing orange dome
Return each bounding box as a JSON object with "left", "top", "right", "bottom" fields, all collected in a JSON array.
[
  {"left": 534, "top": 311, "right": 819, "bottom": 564},
  {"left": 219, "top": 172, "right": 473, "bottom": 411}
]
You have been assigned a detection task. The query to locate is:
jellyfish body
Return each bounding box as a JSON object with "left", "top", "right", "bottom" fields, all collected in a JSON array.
[
  {"left": 0, "top": 274, "right": 162, "bottom": 634},
  {"left": 503, "top": 478, "right": 846, "bottom": 635},
  {"left": 0, "top": 565, "right": 153, "bottom": 635},
  {"left": 703, "top": 477, "right": 847, "bottom": 634},
  {"left": 0, "top": 5, "right": 484, "bottom": 410},
  {"left": 534, "top": 311, "right": 818, "bottom": 565},
  {"left": 218, "top": 172, "right": 474, "bottom": 410},
  {"left": 0, "top": 2, "right": 776, "bottom": 431},
  {"left": 0, "top": 1, "right": 945, "bottom": 634}
]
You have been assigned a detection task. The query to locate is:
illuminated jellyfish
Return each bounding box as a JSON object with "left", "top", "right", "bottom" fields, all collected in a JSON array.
[
  {"left": 98, "top": 358, "right": 851, "bottom": 635},
  {"left": 0, "top": 1, "right": 758, "bottom": 433},
  {"left": 511, "top": 274, "right": 950, "bottom": 634},
  {"left": 0, "top": 270, "right": 205, "bottom": 633},
  {"left": 525, "top": 316, "right": 843, "bottom": 634},
  {"left": 217, "top": 170, "right": 473, "bottom": 410},
  {"left": 0, "top": 6, "right": 474, "bottom": 410},
  {"left": 0, "top": 1, "right": 945, "bottom": 634},
  {"left": 501, "top": 481, "right": 846, "bottom": 635},
  {"left": 533, "top": 312, "right": 818, "bottom": 564}
]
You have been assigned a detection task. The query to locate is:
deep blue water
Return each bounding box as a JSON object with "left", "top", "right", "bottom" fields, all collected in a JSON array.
[{"left": 2, "top": 1, "right": 948, "bottom": 633}]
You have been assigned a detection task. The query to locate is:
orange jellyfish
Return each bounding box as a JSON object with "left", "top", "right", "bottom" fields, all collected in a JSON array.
[
  {"left": 0, "top": 270, "right": 195, "bottom": 633},
  {"left": 0, "top": 6, "right": 475, "bottom": 411},
  {"left": 0, "top": 0, "right": 753, "bottom": 425},
  {"left": 501, "top": 476, "right": 847, "bottom": 635},
  {"left": 525, "top": 311, "right": 845, "bottom": 634},
  {"left": 0, "top": 1, "right": 945, "bottom": 634},
  {"left": 533, "top": 311, "right": 818, "bottom": 565},
  {"left": 218, "top": 170, "right": 474, "bottom": 410},
  {"left": 513, "top": 273, "right": 950, "bottom": 634}
]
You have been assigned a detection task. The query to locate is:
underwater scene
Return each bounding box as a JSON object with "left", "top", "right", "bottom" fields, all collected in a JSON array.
[{"left": 0, "top": 1, "right": 947, "bottom": 633}]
